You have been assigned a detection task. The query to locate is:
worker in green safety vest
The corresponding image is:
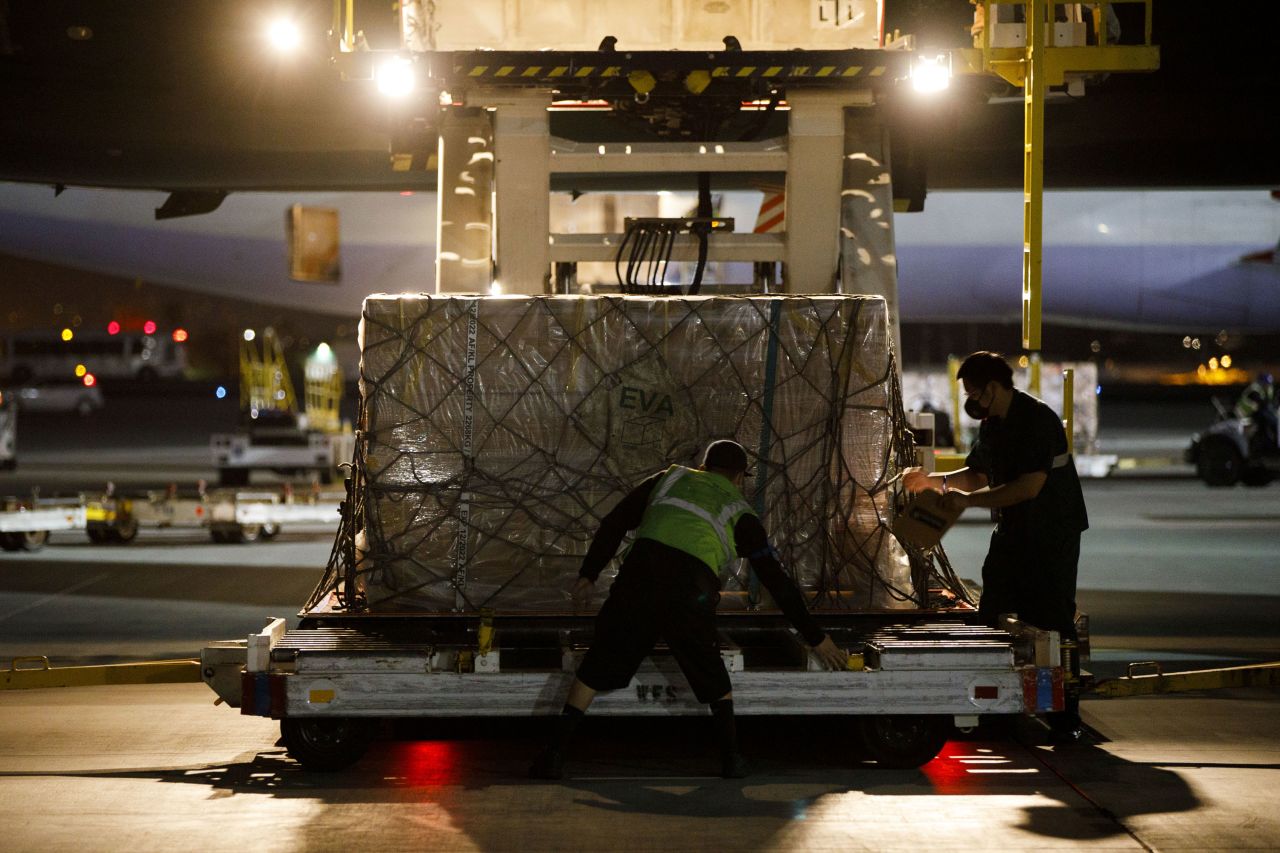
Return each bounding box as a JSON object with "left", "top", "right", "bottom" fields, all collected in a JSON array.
[{"left": 529, "top": 439, "right": 848, "bottom": 781}]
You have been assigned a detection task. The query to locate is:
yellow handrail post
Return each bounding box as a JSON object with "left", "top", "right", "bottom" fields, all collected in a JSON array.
[
  {"left": 948, "top": 355, "right": 964, "bottom": 452},
  {"left": 1063, "top": 367, "right": 1075, "bottom": 454},
  {"left": 1022, "top": 0, "right": 1046, "bottom": 352}
]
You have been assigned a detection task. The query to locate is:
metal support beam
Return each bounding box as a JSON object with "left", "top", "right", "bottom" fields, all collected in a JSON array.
[
  {"left": 488, "top": 91, "right": 552, "bottom": 294},
  {"left": 784, "top": 91, "right": 870, "bottom": 294},
  {"left": 840, "top": 111, "right": 902, "bottom": 356},
  {"left": 549, "top": 139, "right": 788, "bottom": 174},
  {"left": 549, "top": 232, "right": 785, "bottom": 264},
  {"left": 436, "top": 109, "right": 494, "bottom": 293}
]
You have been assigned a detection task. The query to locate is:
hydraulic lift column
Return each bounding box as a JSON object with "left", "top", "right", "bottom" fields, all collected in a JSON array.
[
  {"left": 841, "top": 110, "right": 903, "bottom": 357},
  {"left": 783, "top": 90, "right": 852, "bottom": 295},
  {"left": 784, "top": 89, "right": 901, "bottom": 354},
  {"left": 489, "top": 91, "right": 552, "bottom": 294},
  {"left": 436, "top": 109, "right": 494, "bottom": 293}
]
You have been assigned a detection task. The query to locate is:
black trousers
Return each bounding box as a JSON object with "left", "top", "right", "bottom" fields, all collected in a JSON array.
[
  {"left": 978, "top": 524, "right": 1080, "bottom": 635},
  {"left": 576, "top": 540, "right": 731, "bottom": 704},
  {"left": 979, "top": 525, "right": 1082, "bottom": 727}
]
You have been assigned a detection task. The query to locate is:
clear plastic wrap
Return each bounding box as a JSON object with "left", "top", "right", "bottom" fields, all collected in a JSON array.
[{"left": 311, "top": 294, "right": 942, "bottom": 615}]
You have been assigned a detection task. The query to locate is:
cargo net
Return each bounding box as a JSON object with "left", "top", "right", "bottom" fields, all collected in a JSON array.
[{"left": 307, "top": 294, "right": 968, "bottom": 615}]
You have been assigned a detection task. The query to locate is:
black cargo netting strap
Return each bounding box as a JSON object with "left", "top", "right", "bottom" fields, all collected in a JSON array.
[{"left": 305, "top": 295, "right": 969, "bottom": 615}]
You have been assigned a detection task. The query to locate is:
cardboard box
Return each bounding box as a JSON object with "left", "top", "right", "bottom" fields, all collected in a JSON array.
[{"left": 891, "top": 490, "right": 963, "bottom": 550}]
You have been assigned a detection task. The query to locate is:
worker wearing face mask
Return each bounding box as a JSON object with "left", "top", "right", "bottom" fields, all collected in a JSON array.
[{"left": 902, "top": 351, "right": 1089, "bottom": 741}]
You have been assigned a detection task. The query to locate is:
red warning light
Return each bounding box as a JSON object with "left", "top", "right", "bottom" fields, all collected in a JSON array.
[
  {"left": 83, "top": 373, "right": 97, "bottom": 387},
  {"left": 172, "top": 328, "right": 189, "bottom": 343},
  {"left": 143, "top": 320, "right": 157, "bottom": 335},
  {"left": 107, "top": 321, "right": 121, "bottom": 335}
]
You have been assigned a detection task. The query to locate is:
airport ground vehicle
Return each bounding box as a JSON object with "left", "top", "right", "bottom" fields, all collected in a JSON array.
[
  {"left": 212, "top": 411, "right": 354, "bottom": 486},
  {"left": 210, "top": 331, "right": 353, "bottom": 486},
  {"left": 0, "top": 485, "right": 342, "bottom": 550},
  {"left": 1, "top": 330, "right": 187, "bottom": 383},
  {"left": 1186, "top": 397, "right": 1279, "bottom": 487},
  {"left": 6, "top": 381, "right": 104, "bottom": 416}
]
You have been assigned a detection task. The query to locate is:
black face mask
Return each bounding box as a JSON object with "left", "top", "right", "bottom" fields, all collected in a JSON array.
[{"left": 965, "top": 385, "right": 992, "bottom": 420}]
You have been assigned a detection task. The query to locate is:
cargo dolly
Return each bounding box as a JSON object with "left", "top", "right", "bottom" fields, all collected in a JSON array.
[
  {"left": 0, "top": 485, "right": 342, "bottom": 550},
  {"left": 202, "top": 608, "right": 1079, "bottom": 771}
]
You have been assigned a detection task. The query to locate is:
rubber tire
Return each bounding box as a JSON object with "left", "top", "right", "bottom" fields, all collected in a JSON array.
[
  {"left": 856, "top": 714, "right": 951, "bottom": 769},
  {"left": 209, "top": 527, "right": 230, "bottom": 544},
  {"left": 281, "top": 717, "right": 374, "bottom": 772},
  {"left": 86, "top": 526, "right": 108, "bottom": 544},
  {"left": 259, "top": 523, "right": 281, "bottom": 541},
  {"left": 0, "top": 532, "right": 22, "bottom": 552},
  {"left": 1197, "top": 438, "right": 1243, "bottom": 487},
  {"left": 112, "top": 517, "right": 139, "bottom": 544},
  {"left": 15, "top": 529, "right": 49, "bottom": 552}
]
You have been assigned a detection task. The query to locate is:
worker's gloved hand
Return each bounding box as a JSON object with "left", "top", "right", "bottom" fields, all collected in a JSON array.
[
  {"left": 811, "top": 635, "right": 849, "bottom": 671},
  {"left": 902, "top": 466, "right": 940, "bottom": 495},
  {"left": 571, "top": 576, "right": 594, "bottom": 612}
]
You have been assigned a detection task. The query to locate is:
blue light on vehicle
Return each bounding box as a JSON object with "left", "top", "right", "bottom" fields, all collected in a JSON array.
[
  {"left": 215, "top": 386, "right": 227, "bottom": 399},
  {"left": 1096, "top": 385, "right": 1102, "bottom": 395}
]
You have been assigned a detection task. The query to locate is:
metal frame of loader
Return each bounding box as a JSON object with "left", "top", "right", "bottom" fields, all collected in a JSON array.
[
  {"left": 202, "top": 606, "right": 1077, "bottom": 771},
  {"left": 192, "top": 5, "right": 1163, "bottom": 775}
]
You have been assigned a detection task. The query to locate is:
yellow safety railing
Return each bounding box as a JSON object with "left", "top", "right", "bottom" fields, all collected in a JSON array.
[
  {"left": 304, "top": 344, "right": 345, "bottom": 434},
  {"left": 241, "top": 328, "right": 297, "bottom": 415},
  {"left": 953, "top": 0, "right": 1158, "bottom": 352}
]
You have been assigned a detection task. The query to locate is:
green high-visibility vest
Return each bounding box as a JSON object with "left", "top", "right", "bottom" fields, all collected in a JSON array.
[{"left": 634, "top": 465, "right": 755, "bottom": 575}]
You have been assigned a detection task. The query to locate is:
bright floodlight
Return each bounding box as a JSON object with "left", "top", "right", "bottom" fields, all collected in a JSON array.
[
  {"left": 376, "top": 56, "right": 416, "bottom": 98},
  {"left": 911, "top": 54, "right": 951, "bottom": 94},
  {"left": 267, "top": 19, "right": 301, "bottom": 53}
]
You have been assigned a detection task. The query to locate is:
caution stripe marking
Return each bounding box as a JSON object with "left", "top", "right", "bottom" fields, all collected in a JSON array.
[{"left": 457, "top": 64, "right": 891, "bottom": 80}]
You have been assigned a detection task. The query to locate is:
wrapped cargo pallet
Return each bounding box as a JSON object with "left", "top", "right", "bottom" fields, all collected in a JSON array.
[{"left": 310, "top": 294, "right": 938, "bottom": 615}]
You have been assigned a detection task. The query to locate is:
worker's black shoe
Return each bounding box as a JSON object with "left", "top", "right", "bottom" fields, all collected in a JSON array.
[
  {"left": 528, "top": 748, "right": 565, "bottom": 780},
  {"left": 721, "top": 752, "right": 750, "bottom": 779}
]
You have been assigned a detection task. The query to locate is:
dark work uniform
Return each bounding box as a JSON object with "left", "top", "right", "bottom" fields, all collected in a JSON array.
[
  {"left": 575, "top": 471, "right": 825, "bottom": 704},
  {"left": 966, "top": 388, "right": 1089, "bottom": 726}
]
